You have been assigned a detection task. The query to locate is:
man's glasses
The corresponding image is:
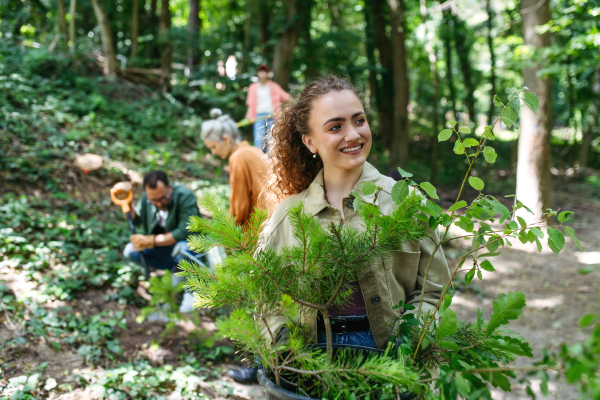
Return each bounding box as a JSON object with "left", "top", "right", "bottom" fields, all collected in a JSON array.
[{"left": 148, "top": 188, "right": 172, "bottom": 205}]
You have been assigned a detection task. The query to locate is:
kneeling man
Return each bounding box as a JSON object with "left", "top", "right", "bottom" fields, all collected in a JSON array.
[{"left": 113, "top": 170, "right": 200, "bottom": 312}]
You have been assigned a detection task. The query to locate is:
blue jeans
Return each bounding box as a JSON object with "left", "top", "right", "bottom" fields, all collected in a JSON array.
[
  {"left": 253, "top": 113, "right": 273, "bottom": 153},
  {"left": 123, "top": 240, "right": 196, "bottom": 271},
  {"left": 317, "top": 327, "right": 378, "bottom": 349}
]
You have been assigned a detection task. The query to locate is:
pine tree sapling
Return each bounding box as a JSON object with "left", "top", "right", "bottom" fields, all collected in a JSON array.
[{"left": 179, "top": 192, "right": 428, "bottom": 397}]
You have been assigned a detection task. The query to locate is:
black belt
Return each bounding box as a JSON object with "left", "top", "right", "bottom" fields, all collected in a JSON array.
[{"left": 316, "top": 314, "right": 370, "bottom": 335}]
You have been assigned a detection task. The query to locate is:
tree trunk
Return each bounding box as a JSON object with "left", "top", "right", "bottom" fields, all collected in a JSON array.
[
  {"left": 272, "top": 0, "right": 301, "bottom": 89},
  {"left": 57, "top": 0, "right": 68, "bottom": 47},
  {"left": 240, "top": 0, "right": 255, "bottom": 72},
  {"left": 329, "top": 0, "right": 341, "bottom": 29},
  {"left": 69, "top": 0, "right": 76, "bottom": 52},
  {"left": 90, "top": 0, "right": 117, "bottom": 75},
  {"left": 420, "top": 0, "right": 441, "bottom": 184},
  {"left": 372, "top": 0, "right": 393, "bottom": 147},
  {"left": 159, "top": 0, "right": 172, "bottom": 92},
  {"left": 515, "top": 0, "right": 553, "bottom": 223},
  {"left": 452, "top": 15, "right": 476, "bottom": 127},
  {"left": 486, "top": 0, "right": 496, "bottom": 126},
  {"left": 387, "top": 0, "right": 409, "bottom": 169},
  {"left": 130, "top": 0, "right": 139, "bottom": 63},
  {"left": 580, "top": 63, "right": 600, "bottom": 170},
  {"left": 188, "top": 0, "right": 201, "bottom": 74},
  {"left": 442, "top": 10, "right": 457, "bottom": 121},
  {"left": 363, "top": 1, "right": 380, "bottom": 119},
  {"left": 567, "top": 59, "right": 579, "bottom": 167},
  {"left": 258, "top": 0, "right": 272, "bottom": 60}
]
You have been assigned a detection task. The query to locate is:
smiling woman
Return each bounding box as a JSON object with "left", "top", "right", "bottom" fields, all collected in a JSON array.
[
  {"left": 260, "top": 74, "right": 451, "bottom": 352},
  {"left": 265, "top": 75, "right": 369, "bottom": 209}
]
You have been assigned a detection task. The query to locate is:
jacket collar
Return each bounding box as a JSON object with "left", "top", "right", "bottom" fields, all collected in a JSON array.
[{"left": 302, "top": 161, "right": 383, "bottom": 216}]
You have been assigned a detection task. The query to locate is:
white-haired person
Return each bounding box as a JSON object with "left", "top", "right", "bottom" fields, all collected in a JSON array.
[{"left": 201, "top": 109, "right": 267, "bottom": 227}]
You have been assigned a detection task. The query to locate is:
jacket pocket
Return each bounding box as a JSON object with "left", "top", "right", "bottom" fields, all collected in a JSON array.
[
  {"left": 387, "top": 250, "right": 421, "bottom": 295},
  {"left": 382, "top": 251, "right": 421, "bottom": 313}
]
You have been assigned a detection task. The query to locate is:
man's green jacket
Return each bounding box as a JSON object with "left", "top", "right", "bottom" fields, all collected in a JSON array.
[{"left": 133, "top": 184, "right": 200, "bottom": 242}]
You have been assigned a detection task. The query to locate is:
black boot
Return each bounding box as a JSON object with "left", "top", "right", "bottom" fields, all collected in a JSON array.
[{"left": 226, "top": 366, "right": 258, "bottom": 384}]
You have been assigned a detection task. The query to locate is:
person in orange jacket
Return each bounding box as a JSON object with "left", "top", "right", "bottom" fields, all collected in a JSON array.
[
  {"left": 244, "top": 64, "right": 290, "bottom": 152},
  {"left": 201, "top": 108, "right": 267, "bottom": 227}
]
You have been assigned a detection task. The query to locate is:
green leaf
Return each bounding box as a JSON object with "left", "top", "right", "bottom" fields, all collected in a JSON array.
[
  {"left": 419, "top": 182, "right": 439, "bottom": 200},
  {"left": 437, "top": 308, "right": 458, "bottom": 338},
  {"left": 426, "top": 200, "right": 442, "bottom": 216},
  {"left": 443, "top": 293, "right": 452, "bottom": 310},
  {"left": 465, "top": 268, "right": 475, "bottom": 285},
  {"left": 487, "top": 238, "right": 499, "bottom": 253},
  {"left": 391, "top": 180, "right": 409, "bottom": 204},
  {"left": 441, "top": 213, "right": 452, "bottom": 227},
  {"left": 509, "top": 98, "right": 521, "bottom": 114},
  {"left": 529, "top": 227, "right": 544, "bottom": 238},
  {"left": 415, "top": 213, "right": 429, "bottom": 224},
  {"left": 540, "top": 371, "right": 549, "bottom": 396},
  {"left": 397, "top": 167, "right": 413, "bottom": 178},
  {"left": 44, "top": 378, "right": 57, "bottom": 391},
  {"left": 477, "top": 269, "right": 483, "bottom": 280},
  {"left": 534, "top": 236, "right": 542, "bottom": 252},
  {"left": 453, "top": 140, "right": 465, "bottom": 155},
  {"left": 449, "top": 200, "right": 468, "bottom": 212},
  {"left": 419, "top": 206, "right": 437, "bottom": 217},
  {"left": 489, "top": 200, "right": 510, "bottom": 221},
  {"left": 483, "top": 336, "right": 533, "bottom": 358},
  {"left": 483, "top": 146, "right": 497, "bottom": 163},
  {"left": 361, "top": 181, "right": 377, "bottom": 196},
  {"left": 429, "top": 216, "right": 440, "bottom": 231},
  {"left": 486, "top": 291, "right": 526, "bottom": 336},
  {"left": 480, "top": 260, "right": 495, "bottom": 272},
  {"left": 483, "top": 126, "right": 495, "bottom": 140},
  {"left": 501, "top": 106, "right": 519, "bottom": 128},
  {"left": 558, "top": 211, "right": 573, "bottom": 223},
  {"left": 437, "top": 340, "right": 460, "bottom": 351},
  {"left": 564, "top": 226, "right": 582, "bottom": 250},
  {"left": 523, "top": 92, "right": 539, "bottom": 113},
  {"left": 438, "top": 129, "right": 453, "bottom": 142},
  {"left": 462, "top": 138, "right": 479, "bottom": 148},
  {"left": 90, "top": 384, "right": 107, "bottom": 397},
  {"left": 455, "top": 373, "right": 470, "bottom": 396},
  {"left": 578, "top": 265, "right": 596, "bottom": 275},
  {"left": 580, "top": 314, "right": 594, "bottom": 327},
  {"left": 547, "top": 227, "right": 565, "bottom": 254},
  {"left": 493, "top": 95, "right": 503, "bottom": 107},
  {"left": 478, "top": 252, "right": 500, "bottom": 257},
  {"left": 459, "top": 126, "right": 472, "bottom": 134},
  {"left": 517, "top": 216, "right": 527, "bottom": 228},
  {"left": 448, "top": 120, "right": 457, "bottom": 127},
  {"left": 490, "top": 372, "right": 512, "bottom": 391},
  {"left": 468, "top": 176, "right": 485, "bottom": 191}
]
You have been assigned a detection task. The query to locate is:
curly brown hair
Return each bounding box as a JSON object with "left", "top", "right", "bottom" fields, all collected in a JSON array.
[{"left": 264, "top": 75, "right": 359, "bottom": 207}]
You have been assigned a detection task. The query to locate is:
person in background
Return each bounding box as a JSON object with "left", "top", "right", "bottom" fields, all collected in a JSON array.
[
  {"left": 244, "top": 64, "right": 290, "bottom": 152},
  {"left": 112, "top": 171, "right": 200, "bottom": 313},
  {"left": 202, "top": 108, "right": 267, "bottom": 226}
]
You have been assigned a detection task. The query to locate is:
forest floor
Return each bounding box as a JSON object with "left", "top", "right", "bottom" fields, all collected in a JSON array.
[{"left": 2, "top": 175, "right": 598, "bottom": 399}]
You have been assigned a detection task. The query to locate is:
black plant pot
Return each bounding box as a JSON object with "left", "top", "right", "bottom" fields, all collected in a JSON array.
[{"left": 257, "top": 344, "right": 416, "bottom": 400}]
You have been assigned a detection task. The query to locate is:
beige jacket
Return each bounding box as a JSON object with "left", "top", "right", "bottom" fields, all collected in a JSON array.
[{"left": 259, "top": 162, "right": 451, "bottom": 349}]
